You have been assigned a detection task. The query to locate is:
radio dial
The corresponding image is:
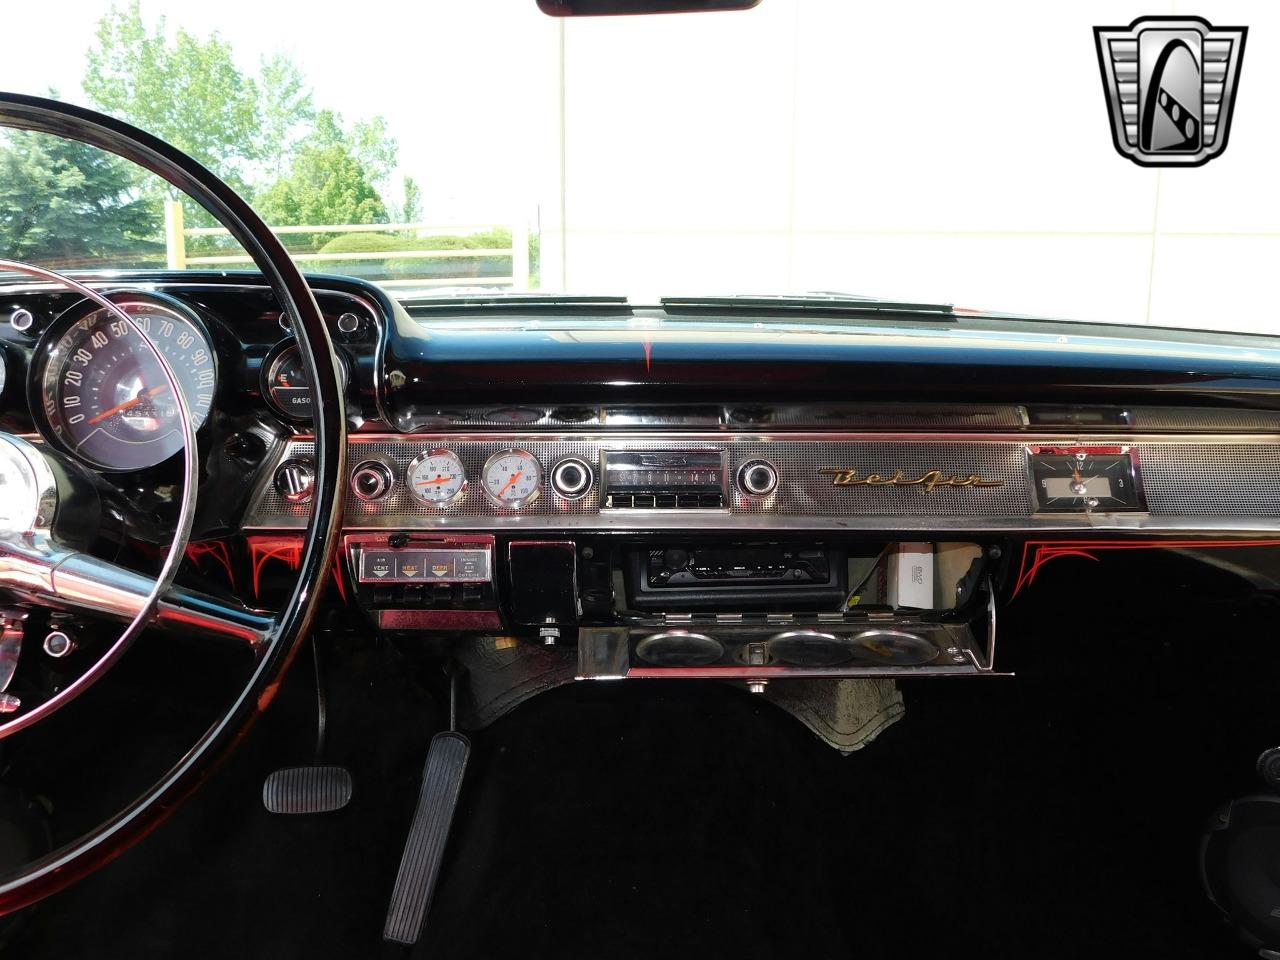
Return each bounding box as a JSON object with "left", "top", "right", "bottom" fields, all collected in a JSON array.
[
  {"left": 737, "top": 459, "right": 779, "bottom": 497},
  {"left": 351, "top": 459, "right": 395, "bottom": 501}
]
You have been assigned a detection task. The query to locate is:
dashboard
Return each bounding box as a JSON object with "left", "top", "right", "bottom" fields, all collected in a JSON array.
[{"left": 3, "top": 272, "right": 1280, "bottom": 683}]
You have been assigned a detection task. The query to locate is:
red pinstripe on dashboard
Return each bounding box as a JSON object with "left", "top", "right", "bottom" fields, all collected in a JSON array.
[{"left": 1012, "top": 538, "right": 1280, "bottom": 598}]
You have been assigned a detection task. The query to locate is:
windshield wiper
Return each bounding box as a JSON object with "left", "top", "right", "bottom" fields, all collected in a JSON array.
[{"left": 660, "top": 293, "right": 956, "bottom": 319}]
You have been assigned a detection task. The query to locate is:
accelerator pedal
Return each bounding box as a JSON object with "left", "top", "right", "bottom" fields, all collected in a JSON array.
[{"left": 382, "top": 730, "right": 471, "bottom": 945}]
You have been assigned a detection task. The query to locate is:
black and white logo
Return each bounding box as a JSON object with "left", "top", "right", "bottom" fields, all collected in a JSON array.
[{"left": 1094, "top": 16, "right": 1246, "bottom": 167}]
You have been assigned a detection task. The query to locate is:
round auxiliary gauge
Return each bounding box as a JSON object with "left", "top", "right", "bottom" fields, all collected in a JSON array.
[
  {"left": 261, "top": 340, "right": 348, "bottom": 422},
  {"left": 406, "top": 448, "right": 467, "bottom": 507},
  {"left": 481, "top": 449, "right": 543, "bottom": 509}
]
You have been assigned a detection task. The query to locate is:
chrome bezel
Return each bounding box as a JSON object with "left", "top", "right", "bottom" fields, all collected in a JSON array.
[
  {"left": 405, "top": 447, "right": 468, "bottom": 508},
  {"left": 30, "top": 291, "right": 219, "bottom": 473},
  {"left": 737, "top": 458, "right": 779, "bottom": 497},
  {"left": 480, "top": 448, "right": 544, "bottom": 510},
  {"left": 349, "top": 455, "right": 396, "bottom": 503},
  {"left": 261, "top": 338, "right": 350, "bottom": 424},
  {"left": 550, "top": 457, "right": 594, "bottom": 500}
]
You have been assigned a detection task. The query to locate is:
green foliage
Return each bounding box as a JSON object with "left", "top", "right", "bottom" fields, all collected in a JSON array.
[
  {"left": 0, "top": 130, "right": 162, "bottom": 266},
  {"left": 256, "top": 143, "right": 389, "bottom": 233},
  {"left": 256, "top": 53, "right": 315, "bottom": 182},
  {"left": 80, "top": 3, "right": 399, "bottom": 232},
  {"left": 318, "top": 230, "right": 512, "bottom": 255},
  {"left": 400, "top": 176, "right": 423, "bottom": 225},
  {"left": 84, "top": 1, "right": 259, "bottom": 189}
]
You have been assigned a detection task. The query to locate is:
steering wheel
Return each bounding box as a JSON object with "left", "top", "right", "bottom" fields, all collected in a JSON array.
[{"left": 0, "top": 93, "right": 346, "bottom": 912}]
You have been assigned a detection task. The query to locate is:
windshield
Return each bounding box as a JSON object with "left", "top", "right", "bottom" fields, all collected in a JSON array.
[{"left": 0, "top": 1, "right": 1273, "bottom": 336}]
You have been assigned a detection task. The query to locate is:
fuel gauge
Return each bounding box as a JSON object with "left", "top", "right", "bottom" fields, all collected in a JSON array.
[
  {"left": 1028, "top": 447, "right": 1144, "bottom": 513},
  {"left": 261, "top": 340, "right": 348, "bottom": 422}
]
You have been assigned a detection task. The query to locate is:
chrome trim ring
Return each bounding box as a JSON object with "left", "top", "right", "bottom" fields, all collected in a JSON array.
[
  {"left": 479, "top": 448, "right": 544, "bottom": 511},
  {"left": 550, "top": 457, "right": 594, "bottom": 500},
  {"left": 405, "top": 448, "right": 468, "bottom": 508}
]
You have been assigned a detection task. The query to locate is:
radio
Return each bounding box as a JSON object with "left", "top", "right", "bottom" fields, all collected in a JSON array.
[
  {"left": 625, "top": 542, "right": 847, "bottom": 611},
  {"left": 601, "top": 450, "right": 726, "bottom": 509}
]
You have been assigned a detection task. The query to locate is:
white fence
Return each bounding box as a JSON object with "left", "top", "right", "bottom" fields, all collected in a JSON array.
[{"left": 162, "top": 200, "right": 531, "bottom": 289}]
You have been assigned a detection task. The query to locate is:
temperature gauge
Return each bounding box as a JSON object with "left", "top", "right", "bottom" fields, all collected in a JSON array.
[
  {"left": 406, "top": 449, "right": 467, "bottom": 507},
  {"left": 1028, "top": 447, "right": 1144, "bottom": 513},
  {"left": 481, "top": 449, "right": 543, "bottom": 509}
]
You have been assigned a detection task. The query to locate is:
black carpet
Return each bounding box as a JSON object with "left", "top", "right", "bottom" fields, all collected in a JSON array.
[{"left": 6, "top": 551, "right": 1277, "bottom": 959}]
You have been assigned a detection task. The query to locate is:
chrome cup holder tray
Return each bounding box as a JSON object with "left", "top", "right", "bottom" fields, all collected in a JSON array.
[{"left": 577, "top": 581, "right": 1004, "bottom": 681}]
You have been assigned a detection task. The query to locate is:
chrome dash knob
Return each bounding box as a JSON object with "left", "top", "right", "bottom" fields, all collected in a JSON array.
[
  {"left": 551, "top": 458, "right": 593, "bottom": 499},
  {"left": 351, "top": 459, "right": 395, "bottom": 502},
  {"left": 737, "top": 459, "right": 778, "bottom": 497},
  {"left": 274, "top": 459, "right": 315, "bottom": 503}
]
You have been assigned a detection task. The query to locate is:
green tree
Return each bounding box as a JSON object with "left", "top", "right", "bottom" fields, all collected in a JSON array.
[
  {"left": 256, "top": 141, "right": 389, "bottom": 229},
  {"left": 256, "top": 53, "right": 315, "bottom": 182},
  {"left": 306, "top": 110, "right": 397, "bottom": 187},
  {"left": 0, "top": 130, "right": 160, "bottom": 265},
  {"left": 83, "top": 1, "right": 260, "bottom": 188},
  {"left": 401, "top": 176, "right": 423, "bottom": 224}
]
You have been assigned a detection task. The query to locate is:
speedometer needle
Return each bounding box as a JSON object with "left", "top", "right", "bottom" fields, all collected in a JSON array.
[
  {"left": 497, "top": 471, "right": 523, "bottom": 497},
  {"left": 87, "top": 385, "right": 168, "bottom": 425}
]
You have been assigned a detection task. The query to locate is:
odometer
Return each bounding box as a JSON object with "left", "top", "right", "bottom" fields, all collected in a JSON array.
[{"left": 35, "top": 294, "right": 217, "bottom": 471}]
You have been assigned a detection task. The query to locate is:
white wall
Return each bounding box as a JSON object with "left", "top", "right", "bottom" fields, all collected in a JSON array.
[{"left": 541, "top": 0, "right": 1279, "bottom": 335}]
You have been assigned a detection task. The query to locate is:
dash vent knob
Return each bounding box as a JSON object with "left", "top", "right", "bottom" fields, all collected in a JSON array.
[
  {"left": 737, "top": 459, "right": 778, "bottom": 497},
  {"left": 551, "top": 458, "right": 593, "bottom": 499},
  {"left": 274, "top": 459, "right": 315, "bottom": 503},
  {"left": 351, "top": 459, "right": 395, "bottom": 502}
]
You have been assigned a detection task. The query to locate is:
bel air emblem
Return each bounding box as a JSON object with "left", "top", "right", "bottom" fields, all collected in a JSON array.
[
  {"left": 819, "top": 468, "right": 1003, "bottom": 493},
  {"left": 1095, "top": 16, "right": 1247, "bottom": 167}
]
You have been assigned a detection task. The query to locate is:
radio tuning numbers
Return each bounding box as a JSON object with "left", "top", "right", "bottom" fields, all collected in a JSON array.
[{"left": 1028, "top": 449, "right": 1144, "bottom": 513}]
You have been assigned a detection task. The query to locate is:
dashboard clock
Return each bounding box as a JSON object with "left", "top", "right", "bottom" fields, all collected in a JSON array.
[{"left": 1028, "top": 447, "right": 1144, "bottom": 513}]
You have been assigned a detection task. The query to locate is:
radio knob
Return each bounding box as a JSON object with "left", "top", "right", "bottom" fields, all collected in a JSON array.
[
  {"left": 737, "top": 459, "right": 779, "bottom": 497},
  {"left": 351, "top": 459, "right": 395, "bottom": 501},
  {"left": 274, "top": 459, "right": 315, "bottom": 503},
  {"left": 551, "top": 458, "right": 593, "bottom": 499}
]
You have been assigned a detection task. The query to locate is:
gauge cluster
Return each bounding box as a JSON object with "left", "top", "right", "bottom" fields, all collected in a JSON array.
[{"left": 376, "top": 450, "right": 552, "bottom": 514}]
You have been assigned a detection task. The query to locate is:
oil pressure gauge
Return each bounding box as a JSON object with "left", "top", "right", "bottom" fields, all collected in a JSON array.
[
  {"left": 481, "top": 449, "right": 543, "bottom": 509},
  {"left": 1028, "top": 446, "right": 1144, "bottom": 513}
]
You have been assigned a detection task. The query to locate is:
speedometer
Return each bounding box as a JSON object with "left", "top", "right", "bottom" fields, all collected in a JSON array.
[{"left": 34, "top": 293, "right": 217, "bottom": 471}]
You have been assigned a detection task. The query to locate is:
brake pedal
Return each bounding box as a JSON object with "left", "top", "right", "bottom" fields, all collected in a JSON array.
[
  {"left": 263, "top": 636, "right": 352, "bottom": 814},
  {"left": 262, "top": 764, "right": 353, "bottom": 814},
  {"left": 383, "top": 730, "right": 471, "bottom": 945}
]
